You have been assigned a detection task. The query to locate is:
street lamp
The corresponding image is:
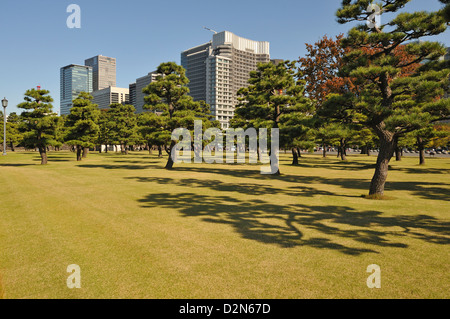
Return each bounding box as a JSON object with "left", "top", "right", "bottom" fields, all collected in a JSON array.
[{"left": 2, "top": 97, "right": 7, "bottom": 156}]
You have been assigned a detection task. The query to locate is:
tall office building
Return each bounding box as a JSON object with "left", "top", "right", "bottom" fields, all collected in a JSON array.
[
  {"left": 129, "top": 71, "right": 160, "bottom": 113},
  {"left": 60, "top": 64, "right": 93, "bottom": 115},
  {"left": 182, "top": 31, "right": 270, "bottom": 128},
  {"left": 181, "top": 42, "right": 212, "bottom": 103},
  {"left": 92, "top": 87, "right": 130, "bottom": 110},
  {"left": 85, "top": 55, "right": 116, "bottom": 91}
]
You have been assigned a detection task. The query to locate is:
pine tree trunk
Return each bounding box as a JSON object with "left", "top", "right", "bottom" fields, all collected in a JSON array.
[
  {"left": 369, "top": 130, "right": 395, "bottom": 196},
  {"left": 158, "top": 145, "right": 162, "bottom": 157},
  {"left": 165, "top": 141, "right": 176, "bottom": 169},
  {"left": 39, "top": 146, "right": 48, "bottom": 165},
  {"left": 297, "top": 147, "right": 301, "bottom": 158},
  {"left": 417, "top": 137, "right": 425, "bottom": 165},
  {"left": 340, "top": 138, "right": 347, "bottom": 161},
  {"left": 292, "top": 148, "right": 299, "bottom": 165},
  {"left": 322, "top": 141, "right": 327, "bottom": 158},
  {"left": 82, "top": 147, "right": 88, "bottom": 158},
  {"left": 10, "top": 142, "right": 15, "bottom": 152},
  {"left": 76, "top": 146, "right": 82, "bottom": 161},
  {"left": 395, "top": 148, "right": 401, "bottom": 161}
]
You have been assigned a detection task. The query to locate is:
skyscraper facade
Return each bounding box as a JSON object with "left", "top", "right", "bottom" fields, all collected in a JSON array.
[
  {"left": 85, "top": 55, "right": 117, "bottom": 91},
  {"left": 129, "top": 71, "right": 160, "bottom": 113},
  {"left": 181, "top": 42, "right": 212, "bottom": 103},
  {"left": 182, "top": 31, "right": 270, "bottom": 128},
  {"left": 60, "top": 64, "right": 93, "bottom": 115}
]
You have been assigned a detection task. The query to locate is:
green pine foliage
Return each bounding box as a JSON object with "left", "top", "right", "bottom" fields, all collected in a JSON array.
[
  {"left": 234, "top": 60, "right": 313, "bottom": 173},
  {"left": 142, "top": 62, "right": 217, "bottom": 169},
  {"left": 65, "top": 92, "right": 100, "bottom": 160},
  {"left": 322, "top": 0, "right": 450, "bottom": 196},
  {"left": 107, "top": 103, "right": 138, "bottom": 155},
  {"left": 17, "top": 88, "right": 59, "bottom": 164}
]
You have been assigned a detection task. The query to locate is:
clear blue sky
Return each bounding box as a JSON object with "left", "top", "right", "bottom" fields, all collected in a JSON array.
[{"left": 0, "top": 0, "right": 448, "bottom": 115}]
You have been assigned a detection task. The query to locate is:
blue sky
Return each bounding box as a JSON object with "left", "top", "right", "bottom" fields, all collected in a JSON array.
[{"left": 0, "top": 0, "right": 448, "bottom": 114}]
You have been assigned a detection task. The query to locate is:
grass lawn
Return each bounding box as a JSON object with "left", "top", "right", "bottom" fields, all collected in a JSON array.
[{"left": 0, "top": 150, "right": 449, "bottom": 299}]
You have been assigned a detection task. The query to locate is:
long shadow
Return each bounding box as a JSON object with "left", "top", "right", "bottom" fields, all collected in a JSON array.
[
  {"left": 0, "top": 163, "right": 34, "bottom": 167},
  {"left": 170, "top": 166, "right": 450, "bottom": 201},
  {"left": 77, "top": 163, "right": 162, "bottom": 170},
  {"left": 126, "top": 176, "right": 361, "bottom": 198},
  {"left": 390, "top": 166, "right": 450, "bottom": 175},
  {"left": 292, "top": 157, "right": 378, "bottom": 171},
  {"left": 137, "top": 192, "right": 450, "bottom": 255}
]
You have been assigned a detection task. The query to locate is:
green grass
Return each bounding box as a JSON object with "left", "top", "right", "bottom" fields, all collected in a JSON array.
[{"left": 0, "top": 150, "right": 449, "bottom": 299}]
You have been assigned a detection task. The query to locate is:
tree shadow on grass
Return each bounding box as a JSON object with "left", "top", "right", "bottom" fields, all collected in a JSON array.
[
  {"left": 292, "top": 157, "right": 378, "bottom": 171},
  {"left": 77, "top": 163, "right": 162, "bottom": 170},
  {"left": 126, "top": 176, "right": 361, "bottom": 198},
  {"left": 170, "top": 166, "right": 450, "bottom": 201},
  {"left": 389, "top": 166, "right": 450, "bottom": 175},
  {"left": 0, "top": 163, "right": 34, "bottom": 167},
  {"left": 137, "top": 192, "right": 450, "bottom": 255}
]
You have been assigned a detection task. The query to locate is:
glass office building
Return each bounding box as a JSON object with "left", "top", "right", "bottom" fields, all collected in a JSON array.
[{"left": 60, "top": 64, "right": 93, "bottom": 115}]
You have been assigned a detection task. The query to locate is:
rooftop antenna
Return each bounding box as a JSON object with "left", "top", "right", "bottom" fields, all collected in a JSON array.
[{"left": 203, "top": 27, "right": 217, "bottom": 34}]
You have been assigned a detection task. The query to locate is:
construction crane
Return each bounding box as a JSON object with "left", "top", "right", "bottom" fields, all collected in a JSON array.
[{"left": 203, "top": 27, "right": 217, "bottom": 34}]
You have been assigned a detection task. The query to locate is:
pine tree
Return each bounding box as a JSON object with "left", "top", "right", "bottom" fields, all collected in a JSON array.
[
  {"left": 17, "top": 88, "right": 59, "bottom": 164},
  {"left": 65, "top": 92, "right": 100, "bottom": 161},
  {"left": 323, "top": 0, "right": 450, "bottom": 197},
  {"left": 97, "top": 110, "right": 114, "bottom": 153},
  {"left": 408, "top": 124, "right": 449, "bottom": 165},
  {"left": 0, "top": 112, "right": 23, "bottom": 152},
  {"left": 137, "top": 112, "right": 171, "bottom": 157},
  {"left": 143, "top": 62, "right": 215, "bottom": 169},
  {"left": 235, "top": 61, "right": 311, "bottom": 174},
  {"left": 108, "top": 103, "right": 138, "bottom": 155}
]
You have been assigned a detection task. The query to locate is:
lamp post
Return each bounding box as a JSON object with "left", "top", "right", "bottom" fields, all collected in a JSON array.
[{"left": 2, "top": 97, "right": 7, "bottom": 156}]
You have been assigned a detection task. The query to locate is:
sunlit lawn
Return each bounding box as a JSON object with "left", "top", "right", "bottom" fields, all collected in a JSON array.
[{"left": 0, "top": 150, "right": 449, "bottom": 298}]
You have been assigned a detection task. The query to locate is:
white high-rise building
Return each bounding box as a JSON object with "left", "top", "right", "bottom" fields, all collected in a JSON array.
[
  {"left": 182, "top": 31, "right": 270, "bottom": 128},
  {"left": 129, "top": 71, "right": 160, "bottom": 113},
  {"left": 92, "top": 87, "right": 129, "bottom": 110}
]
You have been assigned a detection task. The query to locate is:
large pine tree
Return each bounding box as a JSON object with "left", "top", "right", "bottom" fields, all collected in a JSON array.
[
  {"left": 17, "top": 88, "right": 59, "bottom": 164},
  {"left": 321, "top": 0, "right": 450, "bottom": 197},
  {"left": 234, "top": 61, "right": 311, "bottom": 174},
  {"left": 65, "top": 92, "right": 100, "bottom": 161},
  {"left": 108, "top": 103, "right": 138, "bottom": 155},
  {"left": 143, "top": 62, "right": 215, "bottom": 169}
]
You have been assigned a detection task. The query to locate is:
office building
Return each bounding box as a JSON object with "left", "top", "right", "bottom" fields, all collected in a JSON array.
[
  {"left": 92, "top": 87, "right": 130, "bottom": 110},
  {"left": 181, "top": 42, "right": 212, "bottom": 103},
  {"left": 60, "top": 64, "right": 93, "bottom": 115},
  {"left": 129, "top": 71, "right": 160, "bottom": 113},
  {"left": 182, "top": 31, "right": 270, "bottom": 128},
  {"left": 85, "top": 55, "right": 117, "bottom": 91}
]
